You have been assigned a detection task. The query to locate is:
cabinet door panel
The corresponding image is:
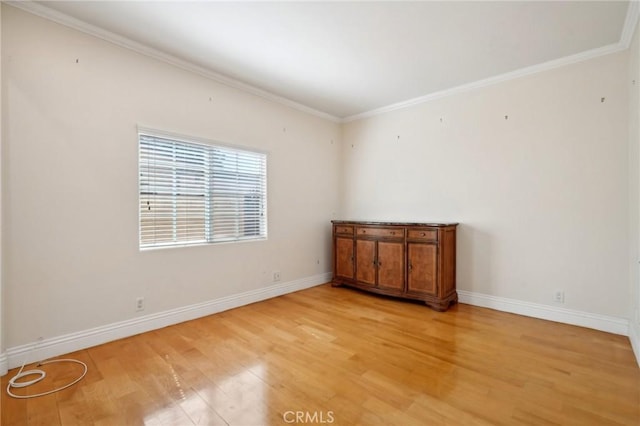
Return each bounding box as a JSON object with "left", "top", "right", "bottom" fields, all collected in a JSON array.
[
  {"left": 407, "top": 243, "right": 437, "bottom": 296},
  {"left": 356, "top": 239, "right": 376, "bottom": 286},
  {"left": 377, "top": 241, "right": 404, "bottom": 290},
  {"left": 335, "top": 237, "right": 354, "bottom": 279}
]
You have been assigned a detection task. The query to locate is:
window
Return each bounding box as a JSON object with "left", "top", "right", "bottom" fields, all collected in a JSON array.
[{"left": 139, "top": 131, "right": 267, "bottom": 249}]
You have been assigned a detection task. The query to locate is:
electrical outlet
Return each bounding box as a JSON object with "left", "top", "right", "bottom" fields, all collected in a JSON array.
[
  {"left": 273, "top": 271, "right": 281, "bottom": 282},
  {"left": 136, "top": 297, "right": 145, "bottom": 312},
  {"left": 554, "top": 290, "right": 564, "bottom": 303}
]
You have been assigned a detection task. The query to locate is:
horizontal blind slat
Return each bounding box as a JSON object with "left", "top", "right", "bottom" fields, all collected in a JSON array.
[{"left": 139, "top": 132, "right": 267, "bottom": 248}]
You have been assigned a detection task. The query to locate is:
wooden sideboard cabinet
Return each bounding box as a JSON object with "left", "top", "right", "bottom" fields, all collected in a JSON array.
[{"left": 331, "top": 220, "right": 458, "bottom": 311}]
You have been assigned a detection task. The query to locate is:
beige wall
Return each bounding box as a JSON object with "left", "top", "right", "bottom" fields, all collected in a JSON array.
[
  {"left": 629, "top": 12, "right": 640, "bottom": 360},
  {"left": 342, "top": 51, "right": 630, "bottom": 318},
  {"left": 2, "top": 6, "right": 341, "bottom": 349}
]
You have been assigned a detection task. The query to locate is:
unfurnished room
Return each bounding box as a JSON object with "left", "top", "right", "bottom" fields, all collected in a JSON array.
[{"left": 1, "top": 1, "right": 639, "bottom": 425}]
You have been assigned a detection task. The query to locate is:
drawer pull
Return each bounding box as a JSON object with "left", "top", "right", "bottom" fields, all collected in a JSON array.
[{"left": 421, "top": 232, "right": 426, "bottom": 236}]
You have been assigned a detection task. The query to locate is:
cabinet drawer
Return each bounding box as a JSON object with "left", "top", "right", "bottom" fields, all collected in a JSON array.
[
  {"left": 356, "top": 227, "right": 403, "bottom": 238},
  {"left": 407, "top": 229, "right": 438, "bottom": 241},
  {"left": 335, "top": 225, "right": 354, "bottom": 235}
]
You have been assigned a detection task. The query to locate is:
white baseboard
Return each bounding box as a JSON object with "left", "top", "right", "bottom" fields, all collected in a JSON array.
[
  {"left": 458, "top": 290, "right": 629, "bottom": 336},
  {"left": 629, "top": 321, "right": 640, "bottom": 367},
  {"left": 3, "top": 273, "right": 331, "bottom": 372},
  {"left": 0, "top": 351, "right": 7, "bottom": 376},
  {"left": 4, "top": 280, "right": 634, "bottom": 374}
]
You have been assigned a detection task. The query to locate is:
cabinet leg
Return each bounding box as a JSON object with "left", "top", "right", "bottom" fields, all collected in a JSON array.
[
  {"left": 426, "top": 301, "right": 448, "bottom": 312},
  {"left": 425, "top": 292, "right": 458, "bottom": 311}
]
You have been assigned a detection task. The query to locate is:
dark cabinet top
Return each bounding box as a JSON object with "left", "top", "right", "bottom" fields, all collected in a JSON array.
[{"left": 332, "top": 220, "right": 458, "bottom": 227}]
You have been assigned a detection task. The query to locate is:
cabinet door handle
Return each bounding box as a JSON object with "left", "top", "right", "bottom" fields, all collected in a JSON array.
[{"left": 409, "top": 263, "right": 413, "bottom": 272}]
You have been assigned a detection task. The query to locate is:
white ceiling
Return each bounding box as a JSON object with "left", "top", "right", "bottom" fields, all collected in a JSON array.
[{"left": 16, "top": 1, "right": 636, "bottom": 120}]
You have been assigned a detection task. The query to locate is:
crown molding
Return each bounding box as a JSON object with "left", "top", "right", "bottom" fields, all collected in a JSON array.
[
  {"left": 3, "top": 1, "right": 341, "bottom": 123},
  {"left": 343, "top": 42, "right": 625, "bottom": 123},
  {"left": 620, "top": 0, "right": 640, "bottom": 49}
]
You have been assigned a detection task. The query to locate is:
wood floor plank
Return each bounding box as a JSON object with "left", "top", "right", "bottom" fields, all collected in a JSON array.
[{"left": 2, "top": 283, "right": 639, "bottom": 425}]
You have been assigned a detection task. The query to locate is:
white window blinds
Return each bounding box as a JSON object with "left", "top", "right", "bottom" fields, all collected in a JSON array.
[{"left": 139, "top": 132, "right": 267, "bottom": 249}]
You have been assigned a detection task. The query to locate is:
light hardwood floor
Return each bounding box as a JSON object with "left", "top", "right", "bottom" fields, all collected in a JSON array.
[{"left": 2, "top": 284, "right": 639, "bottom": 425}]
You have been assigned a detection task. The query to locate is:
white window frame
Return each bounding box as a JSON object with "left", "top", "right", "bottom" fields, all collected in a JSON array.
[{"left": 138, "top": 128, "right": 267, "bottom": 250}]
